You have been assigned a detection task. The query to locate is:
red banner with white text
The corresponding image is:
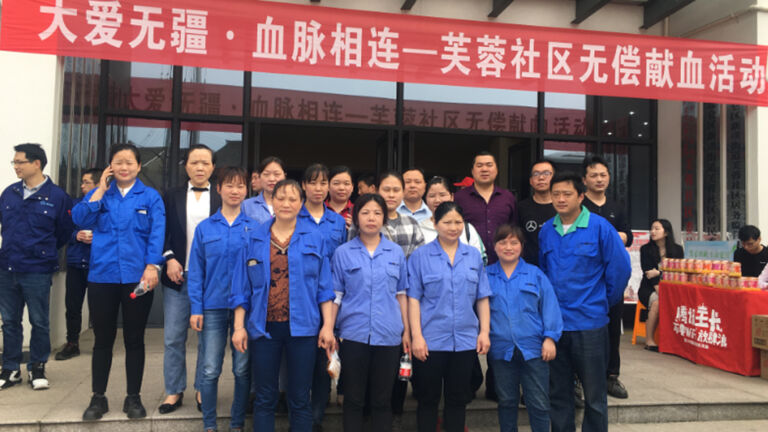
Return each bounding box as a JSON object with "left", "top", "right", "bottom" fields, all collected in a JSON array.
[
  {"left": 658, "top": 282, "right": 768, "bottom": 376},
  {"left": 2, "top": 0, "right": 767, "bottom": 106}
]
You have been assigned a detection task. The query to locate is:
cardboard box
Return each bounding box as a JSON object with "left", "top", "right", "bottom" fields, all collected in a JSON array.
[
  {"left": 752, "top": 315, "right": 768, "bottom": 350},
  {"left": 761, "top": 350, "right": 768, "bottom": 380}
]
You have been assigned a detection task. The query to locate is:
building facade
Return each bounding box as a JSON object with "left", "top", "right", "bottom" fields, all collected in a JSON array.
[{"left": 0, "top": 0, "right": 766, "bottom": 344}]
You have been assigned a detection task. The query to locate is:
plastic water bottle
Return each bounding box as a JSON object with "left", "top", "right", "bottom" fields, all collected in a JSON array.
[
  {"left": 398, "top": 352, "right": 412, "bottom": 381},
  {"left": 130, "top": 281, "right": 148, "bottom": 299}
]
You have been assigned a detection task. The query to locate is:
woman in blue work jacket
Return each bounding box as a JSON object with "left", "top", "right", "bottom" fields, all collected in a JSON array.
[
  {"left": 487, "top": 224, "right": 563, "bottom": 432},
  {"left": 408, "top": 201, "right": 492, "bottom": 432},
  {"left": 230, "top": 179, "right": 336, "bottom": 432},
  {"left": 72, "top": 143, "right": 165, "bottom": 421},
  {"left": 298, "top": 163, "right": 348, "bottom": 429},
  {"left": 332, "top": 193, "right": 409, "bottom": 432},
  {"left": 187, "top": 167, "right": 259, "bottom": 432}
]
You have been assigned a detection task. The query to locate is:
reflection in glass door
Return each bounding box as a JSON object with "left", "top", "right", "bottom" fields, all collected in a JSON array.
[
  {"left": 409, "top": 131, "right": 532, "bottom": 196},
  {"left": 255, "top": 123, "right": 390, "bottom": 185}
]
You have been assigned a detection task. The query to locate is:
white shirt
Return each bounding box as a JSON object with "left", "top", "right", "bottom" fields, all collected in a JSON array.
[
  {"left": 118, "top": 181, "right": 135, "bottom": 197},
  {"left": 186, "top": 182, "right": 211, "bottom": 270},
  {"left": 758, "top": 264, "right": 768, "bottom": 289}
]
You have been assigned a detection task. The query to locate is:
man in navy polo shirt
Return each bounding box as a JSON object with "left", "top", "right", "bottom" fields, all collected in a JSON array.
[
  {"left": 0, "top": 143, "right": 73, "bottom": 391},
  {"left": 539, "top": 173, "right": 631, "bottom": 432}
]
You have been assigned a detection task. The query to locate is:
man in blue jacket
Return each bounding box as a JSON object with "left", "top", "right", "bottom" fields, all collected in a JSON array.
[
  {"left": 0, "top": 143, "right": 73, "bottom": 391},
  {"left": 56, "top": 168, "right": 102, "bottom": 361},
  {"left": 538, "top": 173, "right": 631, "bottom": 432}
]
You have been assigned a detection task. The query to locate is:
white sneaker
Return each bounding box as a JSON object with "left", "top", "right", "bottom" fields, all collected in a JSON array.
[
  {"left": 0, "top": 369, "right": 22, "bottom": 389},
  {"left": 28, "top": 363, "right": 49, "bottom": 390}
]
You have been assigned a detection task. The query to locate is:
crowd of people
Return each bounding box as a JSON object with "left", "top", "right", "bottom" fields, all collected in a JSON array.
[{"left": 3, "top": 141, "right": 762, "bottom": 432}]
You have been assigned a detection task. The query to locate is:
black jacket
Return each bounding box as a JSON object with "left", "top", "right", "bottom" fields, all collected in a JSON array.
[
  {"left": 162, "top": 185, "right": 221, "bottom": 290},
  {"left": 638, "top": 242, "right": 684, "bottom": 309}
]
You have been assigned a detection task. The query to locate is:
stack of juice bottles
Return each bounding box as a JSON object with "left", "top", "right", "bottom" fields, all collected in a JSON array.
[{"left": 660, "top": 258, "right": 761, "bottom": 290}]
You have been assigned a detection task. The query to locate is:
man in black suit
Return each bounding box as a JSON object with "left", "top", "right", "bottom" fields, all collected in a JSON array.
[{"left": 158, "top": 144, "right": 221, "bottom": 414}]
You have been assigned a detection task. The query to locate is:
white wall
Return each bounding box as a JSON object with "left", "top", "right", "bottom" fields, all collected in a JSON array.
[
  {"left": 0, "top": 50, "right": 70, "bottom": 352},
  {"left": 753, "top": 4, "right": 768, "bottom": 232},
  {"left": 668, "top": 1, "right": 768, "bottom": 233},
  {"left": 657, "top": 100, "right": 683, "bottom": 240}
]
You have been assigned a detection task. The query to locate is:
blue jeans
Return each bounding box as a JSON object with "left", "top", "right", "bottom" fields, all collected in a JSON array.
[
  {"left": 312, "top": 346, "right": 331, "bottom": 426},
  {"left": 250, "top": 322, "right": 317, "bottom": 432},
  {"left": 0, "top": 270, "right": 53, "bottom": 370},
  {"left": 549, "top": 326, "right": 609, "bottom": 432},
  {"left": 197, "top": 309, "right": 250, "bottom": 430},
  {"left": 163, "top": 281, "right": 202, "bottom": 394},
  {"left": 491, "top": 349, "right": 550, "bottom": 432}
]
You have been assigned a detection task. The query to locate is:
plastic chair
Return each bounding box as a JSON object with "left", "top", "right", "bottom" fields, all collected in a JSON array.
[{"left": 631, "top": 302, "right": 647, "bottom": 345}]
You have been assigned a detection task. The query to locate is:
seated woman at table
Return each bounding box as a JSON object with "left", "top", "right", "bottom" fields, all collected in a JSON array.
[{"left": 638, "top": 218, "right": 684, "bottom": 351}]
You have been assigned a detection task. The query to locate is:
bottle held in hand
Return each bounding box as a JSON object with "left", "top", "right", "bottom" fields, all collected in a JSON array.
[
  {"left": 130, "top": 281, "right": 148, "bottom": 299},
  {"left": 398, "top": 352, "right": 412, "bottom": 381},
  {"left": 327, "top": 350, "right": 341, "bottom": 385}
]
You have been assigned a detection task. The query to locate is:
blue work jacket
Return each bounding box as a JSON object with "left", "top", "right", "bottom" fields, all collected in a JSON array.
[
  {"left": 487, "top": 259, "right": 563, "bottom": 362},
  {"left": 332, "top": 235, "right": 407, "bottom": 346},
  {"left": 538, "top": 207, "right": 632, "bottom": 332},
  {"left": 241, "top": 193, "right": 272, "bottom": 224},
  {"left": 407, "top": 240, "right": 492, "bottom": 352},
  {"left": 297, "top": 205, "right": 347, "bottom": 259},
  {"left": 187, "top": 210, "right": 259, "bottom": 315},
  {"left": 0, "top": 179, "right": 73, "bottom": 273},
  {"left": 72, "top": 179, "right": 165, "bottom": 284},
  {"left": 66, "top": 197, "right": 90, "bottom": 269},
  {"left": 229, "top": 219, "right": 335, "bottom": 340}
]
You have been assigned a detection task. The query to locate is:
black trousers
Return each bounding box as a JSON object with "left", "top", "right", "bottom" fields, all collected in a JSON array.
[
  {"left": 390, "top": 344, "right": 408, "bottom": 415},
  {"left": 340, "top": 340, "right": 400, "bottom": 432},
  {"left": 413, "top": 350, "right": 475, "bottom": 432},
  {"left": 64, "top": 267, "right": 89, "bottom": 343},
  {"left": 607, "top": 302, "right": 623, "bottom": 377},
  {"left": 88, "top": 283, "right": 153, "bottom": 395}
]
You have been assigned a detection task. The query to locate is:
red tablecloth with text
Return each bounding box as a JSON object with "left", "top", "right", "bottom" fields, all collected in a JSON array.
[{"left": 658, "top": 282, "right": 768, "bottom": 376}]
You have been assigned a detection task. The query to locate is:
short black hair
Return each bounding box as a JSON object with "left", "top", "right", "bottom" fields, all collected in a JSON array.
[
  {"left": 378, "top": 170, "right": 404, "bottom": 188},
  {"left": 258, "top": 156, "right": 286, "bottom": 174},
  {"left": 216, "top": 166, "right": 248, "bottom": 186},
  {"left": 550, "top": 172, "right": 586, "bottom": 195},
  {"left": 329, "top": 165, "right": 353, "bottom": 182},
  {"left": 738, "top": 225, "right": 761, "bottom": 242},
  {"left": 272, "top": 178, "right": 304, "bottom": 200},
  {"left": 303, "top": 163, "right": 329, "bottom": 184},
  {"left": 109, "top": 142, "right": 141, "bottom": 165},
  {"left": 582, "top": 155, "right": 609, "bottom": 177},
  {"left": 472, "top": 151, "right": 497, "bottom": 167},
  {"left": 357, "top": 174, "right": 376, "bottom": 187},
  {"left": 531, "top": 158, "right": 557, "bottom": 175},
  {"left": 426, "top": 176, "right": 454, "bottom": 195},
  {"left": 403, "top": 167, "right": 426, "bottom": 181},
  {"left": 83, "top": 168, "right": 103, "bottom": 184},
  {"left": 186, "top": 144, "right": 216, "bottom": 165},
  {"left": 352, "top": 193, "right": 387, "bottom": 229},
  {"left": 434, "top": 201, "right": 464, "bottom": 224},
  {"left": 14, "top": 143, "right": 47, "bottom": 170},
  {"left": 493, "top": 224, "right": 526, "bottom": 248}
]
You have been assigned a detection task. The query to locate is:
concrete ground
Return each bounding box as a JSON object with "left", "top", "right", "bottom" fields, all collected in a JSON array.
[
  {"left": 470, "top": 420, "right": 768, "bottom": 432},
  {"left": 0, "top": 330, "right": 766, "bottom": 430}
]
